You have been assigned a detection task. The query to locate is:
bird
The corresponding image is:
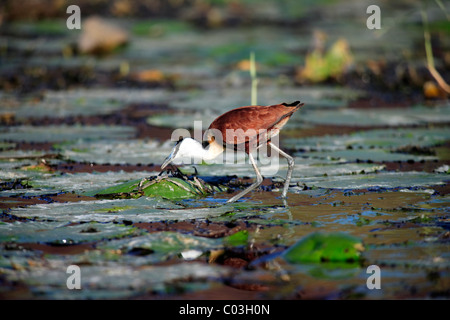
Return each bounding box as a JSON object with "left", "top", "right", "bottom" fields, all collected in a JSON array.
[{"left": 160, "top": 101, "right": 304, "bottom": 203}]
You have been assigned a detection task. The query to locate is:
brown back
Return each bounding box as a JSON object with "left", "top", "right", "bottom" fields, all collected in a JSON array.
[{"left": 205, "top": 101, "right": 303, "bottom": 152}]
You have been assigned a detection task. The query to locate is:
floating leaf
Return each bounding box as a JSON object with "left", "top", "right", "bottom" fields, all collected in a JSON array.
[
  {"left": 31, "top": 171, "right": 157, "bottom": 194},
  {"left": 0, "top": 125, "right": 136, "bottom": 143},
  {"left": 297, "top": 105, "right": 450, "bottom": 127},
  {"left": 138, "top": 177, "right": 205, "bottom": 200},
  {"left": 8, "top": 197, "right": 231, "bottom": 223},
  {"left": 57, "top": 139, "right": 173, "bottom": 165},
  {"left": 88, "top": 176, "right": 226, "bottom": 200},
  {"left": 20, "top": 162, "right": 54, "bottom": 173},
  {"left": 300, "top": 149, "right": 435, "bottom": 162},
  {"left": 7, "top": 89, "right": 184, "bottom": 121},
  {"left": 291, "top": 171, "right": 447, "bottom": 190},
  {"left": 285, "top": 128, "right": 450, "bottom": 152},
  {"left": 3, "top": 261, "right": 231, "bottom": 299},
  {"left": 101, "top": 231, "right": 218, "bottom": 256},
  {"left": 364, "top": 242, "right": 450, "bottom": 269},
  {"left": 283, "top": 232, "right": 364, "bottom": 263},
  {"left": 0, "top": 221, "right": 138, "bottom": 245},
  {"left": 223, "top": 230, "right": 249, "bottom": 247}
]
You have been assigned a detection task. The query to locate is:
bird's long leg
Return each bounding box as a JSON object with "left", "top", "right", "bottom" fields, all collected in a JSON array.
[
  {"left": 268, "top": 142, "right": 294, "bottom": 198},
  {"left": 227, "top": 152, "right": 263, "bottom": 203}
]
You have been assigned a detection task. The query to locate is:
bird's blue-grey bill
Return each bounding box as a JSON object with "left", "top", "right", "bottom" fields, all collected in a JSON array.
[{"left": 161, "top": 154, "right": 173, "bottom": 169}]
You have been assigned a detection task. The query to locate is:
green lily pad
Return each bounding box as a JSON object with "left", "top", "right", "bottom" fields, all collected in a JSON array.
[
  {"left": 8, "top": 197, "right": 232, "bottom": 223},
  {"left": 101, "top": 231, "right": 218, "bottom": 256},
  {"left": 364, "top": 242, "right": 450, "bottom": 269},
  {"left": 138, "top": 177, "right": 201, "bottom": 200},
  {"left": 291, "top": 171, "right": 448, "bottom": 190},
  {"left": 285, "top": 128, "right": 450, "bottom": 152},
  {"left": 0, "top": 142, "right": 15, "bottom": 151},
  {"left": 0, "top": 246, "right": 43, "bottom": 270},
  {"left": 300, "top": 149, "right": 436, "bottom": 162},
  {"left": 296, "top": 105, "right": 450, "bottom": 127},
  {"left": 0, "top": 158, "right": 56, "bottom": 181},
  {"left": 0, "top": 221, "right": 138, "bottom": 245},
  {"left": 178, "top": 157, "right": 381, "bottom": 179},
  {"left": 87, "top": 176, "right": 226, "bottom": 200},
  {"left": 8, "top": 89, "right": 179, "bottom": 120},
  {"left": 3, "top": 262, "right": 231, "bottom": 299},
  {"left": 30, "top": 171, "right": 157, "bottom": 194},
  {"left": 57, "top": 139, "right": 173, "bottom": 165},
  {"left": 223, "top": 230, "right": 249, "bottom": 247},
  {"left": 0, "top": 125, "right": 136, "bottom": 143},
  {"left": 283, "top": 232, "right": 364, "bottom": 263},
  {"left": 99, "top": 230, "right": 251, "bottom": 263}
]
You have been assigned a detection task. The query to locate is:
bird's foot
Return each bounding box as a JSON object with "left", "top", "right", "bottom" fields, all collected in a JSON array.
[
  {"left": 137, "top": 177, "right": 152, "bottom": 193},
  {"left": 137, "top": 174, "right": 167, "bottom": 194},
  {"left": 159, "top": 164, "right": 189, "bottom": 180}
]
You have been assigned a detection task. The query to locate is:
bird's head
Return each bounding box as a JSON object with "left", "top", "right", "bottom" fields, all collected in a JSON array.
[{"left": 161, "top": 138, "right": 205, "bottom": 169}]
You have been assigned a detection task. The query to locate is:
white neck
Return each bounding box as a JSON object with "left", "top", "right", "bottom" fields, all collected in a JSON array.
[
  {"left": 203, "top": 140, "right": 224, "bottom": 161},
  {"left": 178, "top": 138, "right": 224, "bottom": 162}
]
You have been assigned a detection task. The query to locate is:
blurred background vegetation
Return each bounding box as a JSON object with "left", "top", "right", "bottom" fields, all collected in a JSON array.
[{"left": 0, "top": 0, "right": 448, "bottom": 100}]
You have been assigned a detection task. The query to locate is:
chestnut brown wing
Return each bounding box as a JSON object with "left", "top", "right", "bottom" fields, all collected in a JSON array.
[{"left": 206, "top": 102, "right": 302, "bottom": 149}]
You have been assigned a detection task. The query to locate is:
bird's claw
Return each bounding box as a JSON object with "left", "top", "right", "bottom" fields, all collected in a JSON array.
[
  {"left": 159, "top": 164, "right": 189, "bottom": 180},
  {"left": 137, "top": 164, "right": 192, "bottom": 194},
  {"left": 137, "top": 172, "right": 169, "bottom": 193}
]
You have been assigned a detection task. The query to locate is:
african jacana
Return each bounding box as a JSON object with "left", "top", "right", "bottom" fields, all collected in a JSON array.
[{"left": 161, "top": 101, "right": 304, "bottom": 203}]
